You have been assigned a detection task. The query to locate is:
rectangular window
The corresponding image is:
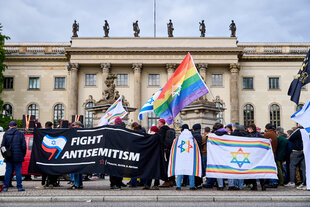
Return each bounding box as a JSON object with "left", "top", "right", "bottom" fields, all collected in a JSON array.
[
  {"left": 269, "top": 77, "right": 279, "bottom": 89},
  {"left": 148, "top": 74, "right": 160, "bottom": 86},
  {"left": 3, "top": 77, "right": 13, "bottom": 89},
  {"left": 211, "top": 74, "right": 223, "bottom": 86},
  {"left": 85, "top": 74, "right": 96, "bottom": 86},
  {"left": 243, "top": 77, "right": 253, "bottom": 89},
  {"left": 29, "top": 77, "right": 40, "bottom": 89},
  {"left": 117, "top": 74, "right": 128, "bottom": 86},
  {"left": 54, "top": 77, "right": 66, "bottom": 89}
]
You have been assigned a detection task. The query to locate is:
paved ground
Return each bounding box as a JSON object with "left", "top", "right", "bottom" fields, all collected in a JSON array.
[{"left": 0, "top": 178, "right": 309, "bottom": 203}]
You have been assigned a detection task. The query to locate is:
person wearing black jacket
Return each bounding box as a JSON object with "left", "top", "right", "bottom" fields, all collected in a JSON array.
[
  {"left": 1, "top": 121, "right": 26, "bottom": 192},
  {"left": 285, "top": 125, "right": 306, "bottom": 189},
  {"left": 192, "top": 123, "right": 203, "bottom": 188}
]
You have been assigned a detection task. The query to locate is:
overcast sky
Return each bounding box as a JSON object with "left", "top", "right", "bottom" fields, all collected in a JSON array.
[{"left": 1, "top": 0, "right": 310, "bottom": 43}]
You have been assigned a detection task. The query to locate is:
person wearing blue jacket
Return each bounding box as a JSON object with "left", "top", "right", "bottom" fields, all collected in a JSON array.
[{"left": 1, "top": 121, "right": 26, "bottom": 192}]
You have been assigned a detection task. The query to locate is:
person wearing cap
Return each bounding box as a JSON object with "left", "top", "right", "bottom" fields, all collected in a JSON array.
[
  {"left": 158, "top": 119, "right": 176, "bottom": 187},
  {"left": 1, "top": 121, "right": 26, "bottom": 192},
  {"left": 70, "top": 121, "right": 84, "bottom": 190}
]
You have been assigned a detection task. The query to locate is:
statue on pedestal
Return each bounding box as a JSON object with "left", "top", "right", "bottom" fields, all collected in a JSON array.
[
  {"left": 103, "top": 20, "right": 110, "bottom": 37},
  {"left": 199, "top": 20, "right": 206, "bottom": 37},
  {"left": 133, "top": 20, "right": 140, "bottom": 37},
  {"left": 72, "top": 20, "right": 79, "bottom": 37},
  {"left": 167, "top": 19, "right": 174, "bottom": 37},
  {"left": 229, "top": 20, "right": 236, "bottom": 37}
]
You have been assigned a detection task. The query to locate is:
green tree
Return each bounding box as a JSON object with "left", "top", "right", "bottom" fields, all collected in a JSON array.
[{"left": 0, "top": 24, "right": 12, "bottom": 129}]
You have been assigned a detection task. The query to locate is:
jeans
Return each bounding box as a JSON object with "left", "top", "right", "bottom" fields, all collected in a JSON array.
[
  {"left": 202, "top": 154, "right": 207, "bottom": 177},
  {"left": 177, "top": 175, "right": 195, "bottom": 188},
  {"left": 236, "top": 179, "right": 244, "bottom": 189},
  {"left": 74, "top": 173, "right": 83, "bottom": 187},
  {"left": 205, "top": 178, "right": 216, "bottom": 187},
  {"left": 217, "top": 178, "right": 224, "bottom": 187},
  {"left": 70, "top": 174, "right": 74, "bottom": 182},
  {"left": 290, "top": 151, "right": 306, "bottom": 185},
  {"left": 228, "top": 179, "right": 235, "bottom": 187},
  {"left": 4, "top": 162, "right": 22, "bottom": 189}
]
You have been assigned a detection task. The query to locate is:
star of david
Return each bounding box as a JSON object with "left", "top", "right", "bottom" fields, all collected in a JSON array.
[
  {"left": 51, "top": 140, "right": 56, "bottom": 145},
  {"left": 106, "top": 113, "right": 112, "bottom": 119},
  {"left": 171, "top": 84, "right": 181, "bottom": 97},
  {"left": 178, "top": 140, "right": 193, "bottom": 153},
  {"left": 147, "top": 97, "right": 154, "bottom": 104},
  {"left": 230, "top": 148, "right": 250, "bottom": 168}
]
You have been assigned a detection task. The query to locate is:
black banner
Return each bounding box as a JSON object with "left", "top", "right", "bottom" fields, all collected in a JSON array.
[{"left": 29, "top": 126, "right": 160, "bottom": 179}]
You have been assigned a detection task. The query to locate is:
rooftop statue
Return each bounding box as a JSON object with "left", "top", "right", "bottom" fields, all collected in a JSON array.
[
  {"left": 72, "top": 20, "right": 79, "bottom": 37},
  {"left": 167, "top": 19, "right": 174, "bottom": 37},
  {"left": 229, "top": 20, "right": 236, "bottom": 37},
  {"left": 103, "top": 20, "right": 110, "bottom": 37},
  {"left": 133, "top": 20, "right": 140, "bottom": 37},
  {"left": 199, "top": 20, "right": 206, "bottom": 37}
]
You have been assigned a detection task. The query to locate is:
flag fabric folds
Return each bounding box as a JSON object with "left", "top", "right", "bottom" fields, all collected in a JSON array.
[
  {"left": 288, "top": 49, "right": 310, "bottom": 104},
  {"left": 98, "top": 97, "right": 127, "bottom": 126},
  {"left": 206, "top": 133, "right": 278, "bottom": 179},
  {"left": 153, "top": 53, "right": 209, "bottom": 125},
  {"left": 291, "top": 99, "right": 310, "bottom": 133},
  {"left": 168, "top": 129, "right": 201, "bottom": 177},
  {"left": 138, "top": 88, "right": 162, "bottom": 120}
]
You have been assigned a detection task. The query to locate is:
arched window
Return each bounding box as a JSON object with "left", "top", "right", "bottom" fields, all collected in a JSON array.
[
  {"left": 243, "top": 104, "right": 254, "bottom": 126},
  {"left": 28, "top": 104, "right": 39, "bottom": 120},
  {"left": 296, "top": 104, "right": 304, "bottom": 112},
  {"left": 270, "top": 104, "right": 280, "bottom": 127},
  {"left": 3, "top": 104, "right": 13, "bottom": 117},
  {"left": 85, "top": 102, "right": 94, "bottom": 128},
  {"left": 148, "top": 112, "right": 159, "bottom": 131},
  {"left": 215, "top": 102, "right": 223, "bottom": 124},
  {"left": 54, "top": 104, "right": 64, "bottom": 126}
]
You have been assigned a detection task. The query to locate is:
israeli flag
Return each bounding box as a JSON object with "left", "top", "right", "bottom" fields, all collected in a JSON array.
[
  {"left": 138, "top": 88, "right": 162, "bottom": 120},
  {"left": 291, "top": 98, "right": 310, "bottom": 133}
]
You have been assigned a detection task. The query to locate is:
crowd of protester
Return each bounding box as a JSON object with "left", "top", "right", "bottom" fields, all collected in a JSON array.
[{"left": 0, "top": 117, "right": 307, "bottom": 192}]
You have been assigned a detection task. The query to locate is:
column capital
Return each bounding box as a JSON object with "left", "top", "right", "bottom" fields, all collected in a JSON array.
[
  {"left": 67, "top": 63, "right": 79, "bottom": 71},
  {"left": 166, "top": 63, "right": 176, "bottom": 73},
  {"left": 197, "top": 63, "right": 208, "bottom": 73},
  {"left": 229, "top": 63, "right": 240, "bottom": 73},
  {"left": 132, "top": 63, "right": 143, "bottom": 73},
  {"left": 100, "top": 63, "right": 111, "bottom": 73}
]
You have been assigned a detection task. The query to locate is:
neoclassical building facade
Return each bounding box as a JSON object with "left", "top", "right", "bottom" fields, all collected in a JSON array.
[{"left": 2, "top": 37, "right": 310, "bottom": 131}]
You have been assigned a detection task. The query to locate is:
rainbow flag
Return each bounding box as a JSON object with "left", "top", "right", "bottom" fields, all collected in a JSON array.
[
  {"left": 153, "top": 53, "right": 209, "bottom": 125},
  {"left": 168, "top": 129, "right": 201, "bottom": 177},
  {"left": 206, "top": 133, "right": 278, "bottom": 179},
  {"left": 98, "top": 97, "right": 127, "bottom": 126}
]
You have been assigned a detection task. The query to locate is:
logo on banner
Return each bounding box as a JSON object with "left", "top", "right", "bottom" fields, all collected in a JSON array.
[
  {"left": 42, "top": 135, "right": 67, "bottom": 160},
  {"left": 230, "top": 148, "right": 250, "bottom": 168},
  {"left": 178, "top": 140, "right": 193, "bottom": 153}
]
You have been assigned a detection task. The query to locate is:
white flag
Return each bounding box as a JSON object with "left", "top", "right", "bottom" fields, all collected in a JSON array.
[
  {"left": 98, "top": 97, "right": 127, "bottom": 126},
  {"left": 138, "top": 88, "right": 162, "bottom": 120},
  {"left": 291, "top": 99, "right": 310, "bottom": 133}
]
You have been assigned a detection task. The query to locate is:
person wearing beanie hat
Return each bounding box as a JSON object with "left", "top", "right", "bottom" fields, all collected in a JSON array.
[
  {"left": 158, "top": 119, "right": 166, "bottom": 128},
  {"left": 1, "top": 120, "right": 26, "bottom": 192},
  {"left": 114, "top": 117, "right": 122, "bottom": 125},
  {"left": 150, "top": 126, "right": 159, "bottom": 134}
]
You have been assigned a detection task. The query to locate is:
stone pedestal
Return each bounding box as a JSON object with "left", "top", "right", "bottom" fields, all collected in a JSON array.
[
  {"left": 67, "top": 63, "right": 79, "bottom": 117},
  {"left": 181, "top": 102, "right": 220, "bottom": 132}
]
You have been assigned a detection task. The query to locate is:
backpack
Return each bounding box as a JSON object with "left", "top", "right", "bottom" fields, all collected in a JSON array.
[{"left": 164, "top": 128, "right": 176, "bottom": 149}]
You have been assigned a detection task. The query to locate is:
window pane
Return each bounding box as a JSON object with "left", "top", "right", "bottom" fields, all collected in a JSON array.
[
  {"left": 243, "top": 104, "right": 254, "bottom": 126},
  {"left": 215, "top": 102, "right": 223, "bottom": 123},
  {"left": 270, "top": 104, "right": 280, "bottom": 127},
  {"left": 85, "top": 102, "right": 94, "bottom": 128},
  {"left": 117, "top": 74, "right": 128, "bottom": 86},
  {"left": 29, "top": 77, "right": 40, "bottom": 89},
  {"left": 28, "top": 104, "right": 39, "bottom": 120},
  {"left": 3, "top": 104, "right": 13, "bottom": 117},
  {"left": 54, "top": 104, "right": 64, "bottom": 126}
]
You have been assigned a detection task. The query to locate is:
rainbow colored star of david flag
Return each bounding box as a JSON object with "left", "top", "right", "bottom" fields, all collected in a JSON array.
[
  {"left": 98, "top": 96, "right": 127, "bottom": 126},
  {"left": 206, "top": 133, "right": 278, "bottom": 179},
  {"left": 153, "top": 53, "right": 209, "bottom": 125},
  {"left": 168, "top": 129, "right": 201, "bottom": 177}
]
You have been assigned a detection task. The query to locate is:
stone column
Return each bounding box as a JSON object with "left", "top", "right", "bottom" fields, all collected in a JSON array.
[
  {"left": 100, "top": 63, "right": 111, "bottom": 93},
  {"left": 229, "top": 63, "right": 240, "bottom": 123},
  {"left": 67, "top": 63, "right": 79, "bottom": 117},
  {"left": 166, "top": 64, "right": 176, "bottom": 80},
  {"left": 197, "top": 63, "right": 208, "bottom": 82},
  {"left": 132, "top": 63, "right": 143, "bottom": 122}
]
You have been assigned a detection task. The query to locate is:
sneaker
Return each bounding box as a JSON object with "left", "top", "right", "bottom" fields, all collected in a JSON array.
[
  {"left": 296, "top": 184, "right": 305, "bottom": 190},
  {"left": 151, "top": 186, "right": 159, "bottom": 190},
  {"left": 69, "top": 185, "right": 77, "bottom": 190},
  {"left": 18, "top": 187, "right": 25, "bottom": 191},
  {"left": 284, "top": 182, "right": 295, "bottom": 187},
  {"left": 35, "top": 185, "right": 46, "bottom": 189},
  {"left": 176, "top": 187, "right": 181, "bottom": 190},
  {"left": 2, "top": 188, "right": 8, "bottom": 192}
]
